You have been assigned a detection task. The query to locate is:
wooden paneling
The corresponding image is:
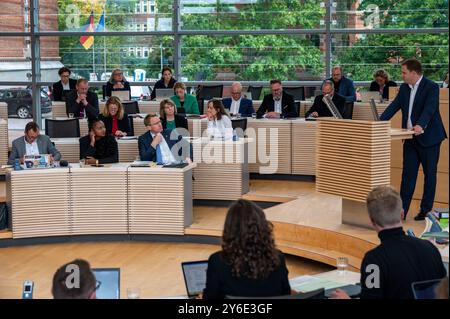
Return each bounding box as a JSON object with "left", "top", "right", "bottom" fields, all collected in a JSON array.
[
  {"left": 0, "top": 119, "right": 8, "bottom": 167},
  {"left": 316, "top": 119, "right": 391, "bottom": 202},
  {"left": 300, "top": 101, "right": 389, "bottom": 120},
  {"left": 0, "top": 102, "right": 8, "bottom": 119},
  {"left": 8, "top": 169, "right": 70, "bottom": 239},
  {"left": 128, "top": 166, "right": 193, "bottom": 235},
  {"left": 118, "top": 139, "right": 139, "bottom": 162},
  {"left": 192, "top": 139, "right": 249, "bottom": 200},
  {"left": 51, "top": 102, "right": 66, "bottom": 118},
  {"left": 247, "top": 119, "right": 292, "bottom": 174},
  {"left": 132, "top": 117, "right": 147, "bottom": 137},
  {"left": 70, "top": 166, "right": 128, "bottom": 235},
  {"left": 291, "top": 119, "right": 316, "bottom": 175}
]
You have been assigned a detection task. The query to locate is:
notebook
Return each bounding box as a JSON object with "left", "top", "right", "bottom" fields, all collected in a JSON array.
[
  {"left": 181, "top": 261, "right": 208, "bottom": 298},
  {"left": 92, "top": 268, "right": 121, "bottom": 299}
]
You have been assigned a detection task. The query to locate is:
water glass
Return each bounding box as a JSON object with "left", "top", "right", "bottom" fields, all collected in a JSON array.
[
  {"left": 251, "top": 113, "right": 257, "bottom": 119},
  {"left": 336, "top": 257, "right": 348, "bottom": 275},
  {"left": 127, "top": 288, "right": 141, "bottom": 299},
  {"left": 68, "top": 113, "right": 74, "bottom": 118}
]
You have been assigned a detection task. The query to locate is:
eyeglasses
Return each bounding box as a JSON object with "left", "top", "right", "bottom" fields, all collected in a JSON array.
[
  {"left": 150, "top": 120, "right": 161, "bottom": 126},
  {"left": 113, "top": 73, "right": 123, "bottom": 76}
]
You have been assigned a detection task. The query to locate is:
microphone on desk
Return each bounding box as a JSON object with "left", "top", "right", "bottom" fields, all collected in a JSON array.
[{"left": 60, "top": 160, "right": 69, "bottom": 167}]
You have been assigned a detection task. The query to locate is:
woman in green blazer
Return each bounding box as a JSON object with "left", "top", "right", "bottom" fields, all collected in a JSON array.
[{"left": 170, "top": 82, "right": 200, "bottom": 115}]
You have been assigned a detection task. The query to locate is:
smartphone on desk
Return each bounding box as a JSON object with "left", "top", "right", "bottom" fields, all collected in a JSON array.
[{"left": 22, "top": 280, "right": 34, "bottom": 299}]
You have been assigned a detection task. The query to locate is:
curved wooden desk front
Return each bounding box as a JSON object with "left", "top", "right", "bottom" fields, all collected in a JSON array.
[{"left": 6, "top": 163, "right": 195, "bottom": 239}]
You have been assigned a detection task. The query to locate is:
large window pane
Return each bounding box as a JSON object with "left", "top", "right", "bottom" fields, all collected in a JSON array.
[
  {"left": 180, "top": 0, "right": 324, "bottom": 31},
  {"left": 180, "top": 34, "right": 324, "bottom": 81},
  {"left": 40, "top": 0, "right": 173, "bottom": 32},
  {"left": 331, "top": 33, "right": 449, "bottom": 82},
  {"left": 333, "top": 0, "right": 449, "bottom": 29},
  {"left": 42, "top": 35, "right": 173, "bottom": 81},
  {"left": 0, "top": 36, "right": 33, "bottom": 82}
]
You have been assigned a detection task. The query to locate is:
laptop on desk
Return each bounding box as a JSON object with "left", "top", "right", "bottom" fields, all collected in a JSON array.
[
  {"left": 92, "top": 268, "right": 120, "bottom": 299},
  {"left": 360, "top": 91, "right": 381, "bottom": 103},
  {"left": 181, "top": 260, "right": 208, "bottom": 298},
  {"left": 155, "top": 88, "right": 174, "bottom": 99},
  {"left": 111, "top": 90, "right": 131, "bottom": 102}
]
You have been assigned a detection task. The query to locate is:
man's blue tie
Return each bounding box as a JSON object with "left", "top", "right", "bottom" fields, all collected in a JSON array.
[{"left": 156, "top": 144, "right": 163, "bottom": 164}]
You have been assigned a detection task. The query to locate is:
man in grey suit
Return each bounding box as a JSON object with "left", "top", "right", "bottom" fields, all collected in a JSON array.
[{"left": 8, "top": 121, "right": 61, "bottom": 165}]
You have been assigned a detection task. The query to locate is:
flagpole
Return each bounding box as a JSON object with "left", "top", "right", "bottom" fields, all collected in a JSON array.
[
  {"left": 92, "top": 41, "right": 95, "bottom": 79},
  {"left": 103, "top": 7, "right": 106, "bottom": 76}
]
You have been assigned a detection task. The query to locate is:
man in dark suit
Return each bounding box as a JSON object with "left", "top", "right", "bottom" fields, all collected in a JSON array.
[
  {"left": 52, "top": 67, "right": 77, "bottom": 101},
  {"left": 65, "top": 78, "right": 99, "bottom": 123},
  {"left": 138, "top": 114, "right": 191, "bottom": 163},
  {"left": 380, "top": 59, "right": 447, "bottom": 221},
  {"left": 222, "top": 82, "right": 255, "bottom": 117},
  {"left": 328, "top": 66, "right": 356, "bottom": 102},
  {"left": 305, "top": 80, "right": 346, "bottom": 118},
  {"left": 257, "top": 80, "right": 297, "bottom": 118}
]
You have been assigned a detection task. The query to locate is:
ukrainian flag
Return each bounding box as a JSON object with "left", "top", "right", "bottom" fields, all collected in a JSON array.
[{"left": 80, "top": 11, "right": 95, "bottom": 50}]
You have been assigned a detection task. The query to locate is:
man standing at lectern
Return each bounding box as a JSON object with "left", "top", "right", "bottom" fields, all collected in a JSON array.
[{"left": 380, "top": 59, "right": 447, "bottom": 221}]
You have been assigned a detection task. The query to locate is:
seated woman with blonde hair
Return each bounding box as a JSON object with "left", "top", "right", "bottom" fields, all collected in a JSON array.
[{"left": 99, "top": 96, "right": 131, "bottom": 137}]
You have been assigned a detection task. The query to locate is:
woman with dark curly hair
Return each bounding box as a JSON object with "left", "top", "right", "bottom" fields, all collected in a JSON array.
[{"left": 203, "top": 199, "right": 291, "bottom": 299}]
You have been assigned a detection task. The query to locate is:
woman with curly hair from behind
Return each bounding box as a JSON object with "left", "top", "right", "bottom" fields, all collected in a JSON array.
[{"left": 203, "top": 199, "right": 291, "bottom": 299}]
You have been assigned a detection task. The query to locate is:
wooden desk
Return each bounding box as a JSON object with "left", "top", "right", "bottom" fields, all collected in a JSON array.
[
  {"left": 51, "top": 137, "right": 139, "bottom": 163},
  {"left": 0, "top": 119, "right": 8, "bottom": 169},
  {"left": 247, "top": 118, "right": 292, "bottom": 174},
  {"left": 6, "top": 163, "right": 195, "bottom": 239},
  {"left": 291, "top": 119, "right": 316, "bottom": 175},
  {"left": 191, "top": 137, "right": 250, "bottom": 200}
]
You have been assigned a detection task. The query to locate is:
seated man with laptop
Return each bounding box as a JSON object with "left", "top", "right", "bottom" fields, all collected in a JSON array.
[
  {"left": 138, "top": 113, "right": 191, "bottom": 165},
  {"left": 8, "top": 121, "right": 61, "bottom": 165},
  {"left": 305, "top": 80, "right": 345, "bottom": 119}
]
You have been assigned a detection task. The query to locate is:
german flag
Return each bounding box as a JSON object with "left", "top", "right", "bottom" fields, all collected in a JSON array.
[{"left": 80, "top": 11, "right": 95, "bottom": 50}]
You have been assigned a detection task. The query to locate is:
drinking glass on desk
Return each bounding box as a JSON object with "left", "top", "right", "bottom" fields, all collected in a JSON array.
[
  {"left": 336, "top": 257, "right": 348, "bottom": 275},
  {"left": 79, "top": 159, "right": 85, "bottom": 168},
  {"left": 68, "top": 113, "right": 74, "bottom": 118},
  {"left": 251, "top": 113, "right": 257, "bottom": 119},
  {"left": 127, "top": 288, "right": 140, "bottom": 299}
]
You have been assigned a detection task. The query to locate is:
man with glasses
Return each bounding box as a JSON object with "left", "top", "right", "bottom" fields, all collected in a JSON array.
[
  {"left": 328, "top": 66, "right": 356, "bottom": 102},
  {"left": 222, "top": 82, "right": 254, "bottom": 117},
  {"left": 52, "top": 259, "right": 98, "bottom": 299},
  {"left": 52, "top": 67, "right": 77, "bottom": 101},
  {"left": 257, "top": 79, "right": 297, "bottom": 119},
  {"left": 138, "top": 113, "right": 191, "bottom": 164},
  {"left": 305, "top": 80, "right": 346, "bottom": 118}
]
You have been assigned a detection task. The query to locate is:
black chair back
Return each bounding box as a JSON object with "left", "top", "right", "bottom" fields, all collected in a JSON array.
[
  {"left": 102, "top": 84, "right": 107, "bottom": 100},
  {"left": 197, "top": 85, "right": 223, "bottom": 100},
  {"left": 343, "top": 101, "right": 354, "bottom": 119},
  {"left": 45, "top": 118, "right": 80, "bottom": 138},
  {"left": 231, "top": 118, "right": 247, "bottom": 137},
  {"left": 247, "top": 86, "right": 263, "bottom": 100},
  {"left": 284, "top": 86, "right": 305, "bottom": 101},
  {"left": 127, "top": 115, "right": 135, "bottom": 136},
  {"left": 122, "top": 101, "right": 140, "bottom": 114}
]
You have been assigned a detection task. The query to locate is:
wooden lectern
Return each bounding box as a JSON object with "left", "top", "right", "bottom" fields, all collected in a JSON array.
[{"left": 315, "top": 118, "right": 413, "bottom": 228}]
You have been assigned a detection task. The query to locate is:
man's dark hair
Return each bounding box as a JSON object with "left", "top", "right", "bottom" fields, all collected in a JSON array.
[
  {"left": 52, "top": 259, "right": 96, "bottom": 299},
  {"left": 402, "top": 58, "right": 423, "bottom": 75},
  {"left": 58, "top": 67, "right": 71, "bottom": 76},
  {"left": 24, "top": 121, "right": 39, "bottom": 133},
  {"left": 88, "top": 118, "right": 103, "bottom": 131},
  {"left": 270, "top": 79, "right": 282, "bottom": 86}
]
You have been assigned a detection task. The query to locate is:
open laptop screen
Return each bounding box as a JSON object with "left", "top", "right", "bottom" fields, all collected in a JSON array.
[
  {"left": 155, "top": 88, "right": 174, "bottom": 99},
  {"left": 182, "top": 261, "right": 208, "bottom": 298},
  {"left": 412, "top": 279, "right": 442, "bottom": 299},
  {"left": 111, "top": 90, "right": 131, "bottom": 101},
  {"left": 92, "top": 268, "right": 120, "bottom": 299}
]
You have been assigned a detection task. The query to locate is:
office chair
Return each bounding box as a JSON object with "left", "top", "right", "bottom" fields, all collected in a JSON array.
[
  {"left": 342, "top": 101, "right": 354, "bottom": 119},
  {"left": 196, "top": 85, "right": 224, "bottom": 100},
  {"left": 127, "top": 115, "right": 135, "bottom": 136},
  {"left": 45, "top": 118, "right": 80, "bottom": 138},
  {"left": 247, "top": 86, "right": 263, "bottom": 100},
  {"left": 231, "top": 118, "right": 247, "bottom": 138},
  {"left": 294, "top": 101, "right": 301, "bottom": 118},
  {"left": 284, "top": 86, "right": 305, "bottom": 101},
  {"left": 122, "top": 101, "right": 140, "bottom": 115},
  {"left": 225, "top": 288, "right": 325, "bottom": 299},
  {"left": 102, "top": 84, "right": 107, "bottom": 100}
]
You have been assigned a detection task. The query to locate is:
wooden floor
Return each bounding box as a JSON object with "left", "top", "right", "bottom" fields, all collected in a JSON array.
[{"left": 0, "top": 241, "right": 332, "bottom": 299}]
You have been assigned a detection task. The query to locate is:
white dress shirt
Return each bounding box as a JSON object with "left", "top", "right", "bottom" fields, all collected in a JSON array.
[
  {"left": 207, "top": 115, "right": 233, "bottom": 140},
  {"left": 24, "top": 137, "right": 39, "bottom": 156},
  {"left": 62, "top": 81, "right": 71, "bottom": 90},
  {"left": 152, "top": 132, "right": 176, "bottom": 164},
  {"left": 230, "top": 97, "right": 242, "bottom": 115},
  {"left": 274, "top": 97, "right": 282, "bottom": 114},
  {"left": 407, "top": 75, "right": 423, "bottom": 129}
]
